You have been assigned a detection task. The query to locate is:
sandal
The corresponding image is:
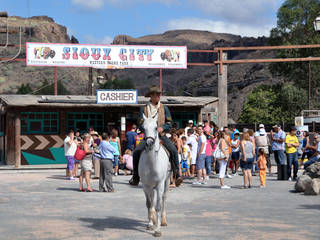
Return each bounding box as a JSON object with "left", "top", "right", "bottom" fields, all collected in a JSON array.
[{"left": 86, "top": 188, "right": 94, "bottom": 192}]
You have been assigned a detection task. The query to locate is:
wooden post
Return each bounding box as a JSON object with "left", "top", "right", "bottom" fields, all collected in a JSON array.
[
  {"left": 54, "top": 67, "right": 58, "bottom": 96},
  {"left": 120, "top": 114, "right": 126, "bottom": 154},
  {"left": 218, "top": 51, "right": 228, "bottom": 128},
  {"left": 15, "top": 113, "right": 21, "bottom": 168},
  {"left": 312, "top": 121, "right": 316, "bottom": 132}
]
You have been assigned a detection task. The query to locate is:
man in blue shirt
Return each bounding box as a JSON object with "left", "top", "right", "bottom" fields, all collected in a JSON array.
[
  {"left": 271, "top": 124, "right": 286, "bottom": 165},
  {"left": 99, "top": 132, "right": 116, "bottom": 192},
  {"left": 126, "top": 124, "right": 138, "bottom": 151}
]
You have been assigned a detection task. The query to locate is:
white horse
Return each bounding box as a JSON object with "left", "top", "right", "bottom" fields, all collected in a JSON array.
[{"left": 138, "top": 115, "right": 171, "bottom": 237}]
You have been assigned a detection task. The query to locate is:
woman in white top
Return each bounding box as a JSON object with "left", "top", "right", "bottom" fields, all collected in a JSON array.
[
  {"left": 215, "top": 131, "right": 230, "bottom": 189},
  {"left": 231, "top": 132, "right": 240, "bottom": 175}
]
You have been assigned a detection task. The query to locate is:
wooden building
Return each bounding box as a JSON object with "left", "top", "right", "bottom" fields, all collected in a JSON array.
[{"left": 0, "top": 95, "right": 218, "bottom": 166}]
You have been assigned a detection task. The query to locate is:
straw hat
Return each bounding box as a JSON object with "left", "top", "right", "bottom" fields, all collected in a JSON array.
[{"left": 145, "top": 85, "right": 161, "bottom": 97}]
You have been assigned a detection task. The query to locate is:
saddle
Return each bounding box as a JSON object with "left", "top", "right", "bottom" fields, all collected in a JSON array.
[{"left": 159, "top": 139, "right": 170, "bottom": 158}]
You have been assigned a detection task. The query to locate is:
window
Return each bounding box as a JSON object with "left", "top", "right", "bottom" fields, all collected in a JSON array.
[
  {"left": 171, "top": 112, "right": 197, "bottom": 129},
  {"left": 21, "top": 112, "right": 59, "bottom": 134},
  {"left": 66, "top": 112, "right": 104, "bottom": 133}
]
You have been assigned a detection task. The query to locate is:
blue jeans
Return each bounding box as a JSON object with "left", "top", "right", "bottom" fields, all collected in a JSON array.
[
  {"left": 286, "top": 152, "right": 298, "bottom": 179},
  {"left": 274, "top": 150, "right": 285, "bottom": 165},
  {"left": 304, "top": 155, "right": 319, "bottom": 169},
  {"left": 205, "top": 156, "right": 213, "bottom": 175},
  {"left": 113, "top": 155, "right": 119, "bottom": 168}
]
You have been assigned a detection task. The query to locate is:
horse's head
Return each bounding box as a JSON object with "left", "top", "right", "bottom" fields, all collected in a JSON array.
[{"left": 143, "top": 114, "right": 158, "bottom": 151}]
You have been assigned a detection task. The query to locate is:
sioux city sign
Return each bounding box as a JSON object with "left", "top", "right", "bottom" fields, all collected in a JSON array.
[{"left": 26, "top": 42, "right": 187, "bottom": 69}]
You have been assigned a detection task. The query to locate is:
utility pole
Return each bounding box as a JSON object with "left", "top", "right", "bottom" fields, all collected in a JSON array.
[
  {"left": 88, "top": 67, "right": 93, "bottom": 95},
  {"left": 308, "top": 61, "right": 311, "bottom": 110}
]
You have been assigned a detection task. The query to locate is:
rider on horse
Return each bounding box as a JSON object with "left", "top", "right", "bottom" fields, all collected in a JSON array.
[{"left": 129, "top": 85, "right": 183, "bottom": 187}]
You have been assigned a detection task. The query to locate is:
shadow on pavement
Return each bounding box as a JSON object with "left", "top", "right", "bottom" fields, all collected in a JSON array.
[
  {"left": 56, "top": 187, "right": 80, "bottom": 192},
  {"left": 299, "top": 204, "right": 320, "bottom": 211},
  {"left": 47, "top": 175, "right": 68, "bottom": 180},
  {"left": 78, "top": 216, "right": 150, "bottom": 234}
]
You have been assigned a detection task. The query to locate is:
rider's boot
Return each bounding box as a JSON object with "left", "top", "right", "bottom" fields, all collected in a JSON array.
[
  {"left": 129, "top": 174, "right": 140, "bottom": 186},
  {"left": 129, "top": 153, "right": 140, "bottom": 186}
]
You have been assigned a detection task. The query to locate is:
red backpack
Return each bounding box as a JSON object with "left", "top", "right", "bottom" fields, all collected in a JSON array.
[{"left": 74, "top": 146, "right": 86, "bottom": 160}]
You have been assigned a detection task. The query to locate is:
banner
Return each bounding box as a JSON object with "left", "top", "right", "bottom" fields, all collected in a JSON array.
[
  {"left": 96, "top": 89, "right": 138, "bottom": 104},
  {"left": 26, "top": 42, "right": 187, "bottom": 69}
]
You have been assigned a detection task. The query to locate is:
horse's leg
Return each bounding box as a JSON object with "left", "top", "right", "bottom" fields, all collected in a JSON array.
[
  {"left": 144, "top": 188, "right": 154, "bottom": 230},
  {"left": 154, "top": 182, "right": 164, "bottom": 237},
  {"left": 161, "top": 173, "right": 170, "bottom": 227}
]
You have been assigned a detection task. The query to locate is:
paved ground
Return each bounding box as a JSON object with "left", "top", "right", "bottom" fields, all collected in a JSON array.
[{"left": 0, "top": 169, "right": 319, "bottom": 240}]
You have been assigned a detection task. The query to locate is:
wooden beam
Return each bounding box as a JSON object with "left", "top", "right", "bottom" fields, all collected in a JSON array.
[
  {"left": 215, "top": 57, "right": 320, "bottom": 64},
  {"left": 215, "top": 44, "right": 320, "bottom": 51}
]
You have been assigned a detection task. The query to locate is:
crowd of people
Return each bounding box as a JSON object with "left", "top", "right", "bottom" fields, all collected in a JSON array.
[{"left": 63, "top": 119, "right": 320, "bottom": 192}]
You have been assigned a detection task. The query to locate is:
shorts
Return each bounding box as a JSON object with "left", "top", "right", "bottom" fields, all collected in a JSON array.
[
  {"left": 66, "top": 156, "right": 75, "bottom": 170},
  {"left": 113, "top": 155, "right": 119, "bottom": 168},
  {"left": 231, "top": 152, "right": 240, "bottom": 160},
  {"left": 240, "top": 158, "right": 254, "bottom": 170},
  {"left": 81, "top": 159, "right": 92, "bottom": 172},
  {"left": 181, "top": 160, "right": 190, "bottom": 169},
  {"left": 196, "top": 154, "right": 206, "bottom": 170}
]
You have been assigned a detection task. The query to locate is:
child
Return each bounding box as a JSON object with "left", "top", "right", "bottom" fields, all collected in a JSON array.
[
  {"left": 257, "top": 148, "right": 267, "bottom": 188},
  {"left": 119, "top": 149, "right": 133, "bottom": 175},
  {"left": 181, "top": 136, "right": 191, "bottom": 178}
]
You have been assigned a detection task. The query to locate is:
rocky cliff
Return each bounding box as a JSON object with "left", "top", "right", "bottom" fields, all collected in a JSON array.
[{"left": 0, "top": 16, "right": 283, "bottom": 121}]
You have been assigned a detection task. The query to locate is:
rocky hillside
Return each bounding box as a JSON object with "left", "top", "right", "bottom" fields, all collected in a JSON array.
[
  {"left": 0, "top": 15, "right": 88, "bottom": 95},
  {"left": 112, "top": 31, "right": 284, "bottom": 121},
  {"left": 0, "top": 16, "right": 284, "bottom": 121}
]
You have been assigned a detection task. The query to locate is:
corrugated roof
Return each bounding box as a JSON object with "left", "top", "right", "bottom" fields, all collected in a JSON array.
[{"left": 0, "top": 95, "right": 218, "bottom": 108}]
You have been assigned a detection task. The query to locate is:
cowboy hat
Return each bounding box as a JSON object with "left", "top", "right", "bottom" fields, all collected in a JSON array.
[{"left": 145, "top": 85, "right": 161, "bottom": 97}]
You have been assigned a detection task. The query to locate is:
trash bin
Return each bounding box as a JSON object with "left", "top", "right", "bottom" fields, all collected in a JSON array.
[{"left": 277, "top": 164, "right": 288, "bottom": 180}]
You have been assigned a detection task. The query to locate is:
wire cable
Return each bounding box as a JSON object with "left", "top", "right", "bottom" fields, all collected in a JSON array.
[{"left": 0, "top": 26, "right": 22, "bottom": 63}]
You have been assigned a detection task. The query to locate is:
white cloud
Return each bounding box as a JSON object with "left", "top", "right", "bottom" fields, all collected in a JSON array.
[
  {"left": 70, "top": 0, "right": 105, "bottom": 10},
  {"left": 186, "top": 0, "right": 281, "bottom": 25},
  {"left": 83, "top": 35, "right": 113, "bottom": 44},
  {"left": 167, "top": 18, "right": 274, "bottom": 37},
  {"left": 70, "top": 0, "right": 179, "bottom": 10}
]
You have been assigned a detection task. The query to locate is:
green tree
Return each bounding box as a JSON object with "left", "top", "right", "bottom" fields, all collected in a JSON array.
[
  {"left": 269, "top": 0, "right": 320, "bottom": 103},
  {"left": 239, "top": 84, "right": 307, "bottom": 123},
  {"left": 35, "top": 79, "right": 70, "bottom": 95},
  {"left": 16, "top": 83, "right": 33, "bottom": 94},
  {"left": 99, "top": 77, "right": 135, "bottom": 89}
]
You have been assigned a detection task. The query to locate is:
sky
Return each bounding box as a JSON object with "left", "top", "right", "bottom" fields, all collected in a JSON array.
[{"left": 2, "top": 0, "right": 285, "bottom": 44}]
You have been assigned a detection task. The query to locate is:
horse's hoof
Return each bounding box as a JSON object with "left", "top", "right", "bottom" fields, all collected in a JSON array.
[
  {"left": 146, "top": 225, "right": 153, "bottom": 230},
  {"left": 161, "top": 222, "right": 167, "bottom": 227},
  {"left": 153, "top": 231, "right": 162, "bottom": 237}
]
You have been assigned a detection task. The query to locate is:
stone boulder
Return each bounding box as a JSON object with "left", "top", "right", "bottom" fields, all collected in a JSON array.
[
  {"left": 295, "top": 175, "right": 312, "bottom": 192},
  {"left": 304, "top": 179, "right": 320, "bottom": 195},
  {"left": 305, "top": 162, "right": 320, "bottom": 179}
]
